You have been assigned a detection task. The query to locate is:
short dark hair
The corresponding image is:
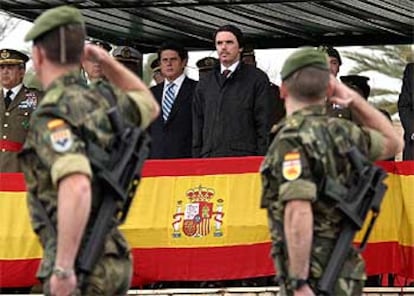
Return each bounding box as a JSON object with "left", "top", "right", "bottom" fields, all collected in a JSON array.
[
  {"left": 284, "top": 66, "right": 330, "bottom": 102},
  {"left": 158, "top": 41, "right": 188, "bottom": 61},
  {"left": 213, "top": 24, "right": 244, "bottom": 47},
  {"left": 326, "top": 46, "right": 342, "bottom": 66},
  {"left": 34, "top": 24, "right": 85, "bottom": 65}
]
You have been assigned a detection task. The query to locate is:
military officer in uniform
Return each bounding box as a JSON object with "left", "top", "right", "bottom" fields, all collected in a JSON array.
[
  {"left": 150, "top": 58, "right": 164, "bottom": 85},
  {"left": 112, "top": 45, "right": 143, "bottom": 78},
  {"left": 196, "top": 56, "right": 218, "bottom": 80},
  {"left": 0, "top": 48, "right": 41, "bottom": 172},
  {"left": 260, "top": 48, "right": 401, "bottom": 296},
  {"left": 81, "top": 38, "right": 112, "bottom": 83},
  {"left": 19, "top": 5, "right": 159, "bottom": 296}
]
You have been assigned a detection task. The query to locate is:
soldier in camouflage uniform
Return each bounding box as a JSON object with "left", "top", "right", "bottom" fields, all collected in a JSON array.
[
  {"left": 260, "top": 48, "right": 401, "bottom": 296},
  {"left": 19, "top": 6, "right": 159, "bottom": 296}
]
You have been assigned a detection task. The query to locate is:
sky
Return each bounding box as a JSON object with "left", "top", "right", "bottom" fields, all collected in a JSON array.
[{"left": 0, "top": 14, "right": 404, "bottom": 100}]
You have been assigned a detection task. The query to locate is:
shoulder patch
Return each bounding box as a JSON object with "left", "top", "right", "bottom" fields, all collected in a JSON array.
[
  {"left": 282, "top": 151, "right": 302, "bottom": 181},
  {"left": 48, "top": 119, "right": 73, "bottom": 153}
]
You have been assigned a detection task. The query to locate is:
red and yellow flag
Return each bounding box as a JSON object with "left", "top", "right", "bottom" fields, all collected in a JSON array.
[{"left": 0, "top": 158, "right": 413, "bottom": 287}]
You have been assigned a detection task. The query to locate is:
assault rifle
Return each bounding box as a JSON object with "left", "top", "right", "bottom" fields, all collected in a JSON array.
[
  {"left": 317, "top": 146, "right": 387, "bottom": 296},
  {"left": 76, "top": 84, "right": 150, "bottom": 287}
]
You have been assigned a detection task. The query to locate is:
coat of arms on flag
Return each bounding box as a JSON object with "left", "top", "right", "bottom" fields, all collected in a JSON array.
[{"left": 172, "top": 185, "right": 224, "bottom": 238}]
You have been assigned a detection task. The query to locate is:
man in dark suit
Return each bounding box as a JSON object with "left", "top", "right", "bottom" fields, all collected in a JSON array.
[
  {"left": 193, "top": 25, "right": 272, "bottom": 158},
  {"left": 149, "top": 41, "right": 197, "bottom": 159},
  {"left": 398, "top": 63, "right": 414, "bottom": 160}
]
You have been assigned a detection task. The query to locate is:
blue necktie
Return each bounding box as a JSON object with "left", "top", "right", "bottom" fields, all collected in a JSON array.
[{"left": 162, "top": 83, "right": 176, "bottom": 121}]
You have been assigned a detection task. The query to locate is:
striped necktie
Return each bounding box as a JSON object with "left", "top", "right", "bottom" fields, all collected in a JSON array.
[
  {"left": 4, "top": 90, "right": 13, "bottom": 109},
  {"left": 162, "top": 83, "right": 176, "bottom": 121}
]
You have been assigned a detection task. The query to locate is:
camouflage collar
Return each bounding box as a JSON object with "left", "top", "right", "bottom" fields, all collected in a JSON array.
[
  {"left": 45, "top": 69, "right": 86, "bottom": 92},
  {"left": 291, "top": 104, "right": 326, "bottom": 117}
]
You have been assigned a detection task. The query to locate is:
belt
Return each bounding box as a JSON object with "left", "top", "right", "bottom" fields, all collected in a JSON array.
[{"left": 0, "top": 140, "right": 23, "bottom": 152}]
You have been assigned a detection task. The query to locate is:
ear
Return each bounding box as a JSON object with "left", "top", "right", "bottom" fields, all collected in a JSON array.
[
  {"left": 280, "top": 82, "right": 288, "bottom": 99},
  {"left": 31, "top": 45, "right": 45, "bottom": 78},
  {"left": 326, "top": 75, "right": 335, "bottom": 97},
  {"left": 32, "top": 45, "right": 42, "bottom": 68}
]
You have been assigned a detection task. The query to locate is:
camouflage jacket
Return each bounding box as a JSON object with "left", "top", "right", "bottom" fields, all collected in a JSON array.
[
  {"left": 19, "top": 71, "right": 153, "bottom": 280},
  {"left": 260, "top": 105, "right": 383, "bottom": 281}
]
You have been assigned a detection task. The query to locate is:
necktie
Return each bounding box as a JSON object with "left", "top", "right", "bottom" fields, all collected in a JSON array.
[
  {"left": 222, "top": 69, "right": 231, "bottom": 78},
  {"left": 162, "top": 83, "right": 176, "bottom": 121},
  {"left": 4, "top": 90, "right": 13, "bottom": 109}
]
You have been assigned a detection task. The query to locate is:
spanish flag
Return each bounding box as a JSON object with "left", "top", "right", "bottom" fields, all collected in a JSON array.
[{"left": 0, "top": 158, "right": 413, "bottom": 288}]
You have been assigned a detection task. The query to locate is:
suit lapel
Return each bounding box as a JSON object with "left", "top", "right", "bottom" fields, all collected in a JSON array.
[{"left": 155, "top": 82, "right": 164, "bottom": 105}]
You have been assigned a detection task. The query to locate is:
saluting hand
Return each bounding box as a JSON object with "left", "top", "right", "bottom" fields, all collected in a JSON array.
[
  {"left": 83, "top": 43, "right": 109, "bottom": 64},
  {"left": 328, "top": 75, "right": 362, "bottom": 108}
]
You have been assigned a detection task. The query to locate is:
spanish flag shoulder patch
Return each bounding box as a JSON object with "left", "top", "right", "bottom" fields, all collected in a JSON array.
[{"left": 282, "top": 151, "right": 302, "bottom": 181}]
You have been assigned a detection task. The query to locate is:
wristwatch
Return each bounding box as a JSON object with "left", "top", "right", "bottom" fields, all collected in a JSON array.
[
  {"left": 289, "top": 277, "right": 308, "bottom": 290},
  {"left": 53, "top": 266, "right": 74, "bottom": 279}
]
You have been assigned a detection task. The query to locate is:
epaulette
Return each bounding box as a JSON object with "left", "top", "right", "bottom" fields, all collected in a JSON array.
[{"left": 278, "top": 114, "right": 305, "bottom": 140}]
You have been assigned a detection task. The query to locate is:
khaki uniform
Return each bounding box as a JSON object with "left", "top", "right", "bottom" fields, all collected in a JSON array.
[
  {"left": 0, "top": 85, "right": 41, "bottom": 172},
  {"left": 19, "top": 71, "right": 154, "bottom": 294},
  {"left": 261, "top": 105, "right": 383, "bottom": 296}
]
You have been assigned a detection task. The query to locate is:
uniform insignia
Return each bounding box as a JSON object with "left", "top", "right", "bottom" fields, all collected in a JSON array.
[
  {"left": 172, "top": 185, "right": 225, "bottom": 238},
  {"left": 121, "top": 47, "right": 131, "bottom": 58},
  {"left": 19, "top": 93, "right": 38, "bottom": 109},
  {"left": 48, "top": 119, "right": 73, "bottom": 152},
  {"left": 282, "top": 151, "right": 302, "bottom": 181},
  {"left": 0, "top": 50, "right": 10, "bottom": 59}
]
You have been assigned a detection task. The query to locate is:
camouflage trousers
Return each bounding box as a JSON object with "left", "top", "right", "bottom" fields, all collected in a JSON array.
[
  {"left": 43, "top": 253, "right": 132, "bottom": 296},
  {"left": 279, "top": 277, "right": 364, "bottom": 296}
]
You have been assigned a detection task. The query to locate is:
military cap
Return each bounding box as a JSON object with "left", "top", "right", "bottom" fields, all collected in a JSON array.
[
  {"left": 196, "top": 57, "right": 218, "bottom": 71},
  {"left": 25, "top": 6, "right": 84, "bottom": 42},
  {"left": 281, "top": 47, "right": 329, "bottom": 80},
  {"left": 323, "top": 46, "right": 342, "bottom": 66},
  {"left": 340, "top": 75, "right": 370, "bottom": 99},
  {"left": 112, "top": 46, "right": 142, "bottom": 63},
  {"left": 87, "top": 38, "right": 112, "bottom": 52},
  {"left": 0, "top": 49, "right": 29, "bottom": 65},
  {"left": 150, "top": 58, "right": 161, "bottom": 73}
]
